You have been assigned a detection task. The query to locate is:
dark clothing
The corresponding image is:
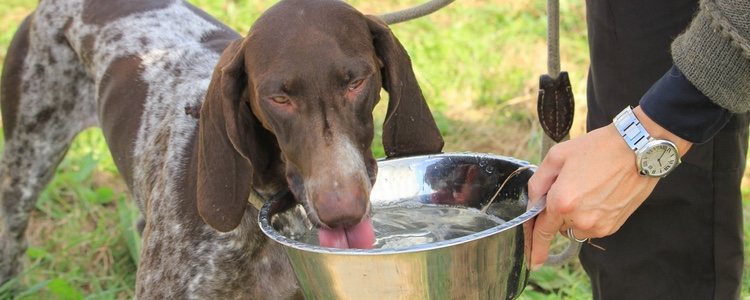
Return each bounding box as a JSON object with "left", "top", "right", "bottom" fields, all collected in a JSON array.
[
  {"left": 583, "top": 0, "right": 747, "bottom": 299},
  {"left": 640, "top": 65, "right": 731, "bottom": 144}
]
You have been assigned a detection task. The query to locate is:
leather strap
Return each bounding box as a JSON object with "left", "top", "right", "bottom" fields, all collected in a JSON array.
[{"left": 537, "top": 71, "right": 575, "bottom": 143}]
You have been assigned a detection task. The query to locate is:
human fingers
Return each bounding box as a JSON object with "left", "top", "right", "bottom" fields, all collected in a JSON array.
[
  {"left": 529, "top": 208, "right": 564, "bottom": 270},
  {"left": 527, "top": 143, "right": 566, "bottom": 207}
]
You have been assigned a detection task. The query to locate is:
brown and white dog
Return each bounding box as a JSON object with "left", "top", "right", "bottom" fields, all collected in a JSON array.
[{"left": 0, "top": 0, "right": 443, "bottom": 298}]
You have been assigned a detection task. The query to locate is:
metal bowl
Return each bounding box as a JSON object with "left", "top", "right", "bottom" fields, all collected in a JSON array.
[{"left": 259, "top": 152, "right": 543, "bottom": 299}]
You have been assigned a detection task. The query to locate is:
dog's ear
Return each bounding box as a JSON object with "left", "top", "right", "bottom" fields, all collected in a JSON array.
[
  {"left": 196, "top": 38, "right": 273, "bottom": 232},
  {"left": 366, "top": 16, "right": 444, "bottom": 158}
]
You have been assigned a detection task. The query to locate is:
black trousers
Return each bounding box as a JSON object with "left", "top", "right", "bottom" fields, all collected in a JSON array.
[{"left": 583, "top": 0, "right": 747, "bottom": 299}]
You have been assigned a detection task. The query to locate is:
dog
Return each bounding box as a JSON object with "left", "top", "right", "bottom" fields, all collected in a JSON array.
[{"left": 0, "top": 0, "right": 444, "bottom": 298}]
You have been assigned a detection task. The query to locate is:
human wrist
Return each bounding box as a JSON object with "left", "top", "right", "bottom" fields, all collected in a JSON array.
[{"left": 632, "top": 106, "right": 692, "bottom": 156}]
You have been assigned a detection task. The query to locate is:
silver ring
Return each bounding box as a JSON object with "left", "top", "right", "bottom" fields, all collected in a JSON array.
[{"left": 566, "top": 227, "right": 588, "bottom": 243}]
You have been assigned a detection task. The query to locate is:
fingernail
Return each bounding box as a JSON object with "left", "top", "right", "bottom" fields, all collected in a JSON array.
[{"left": 530, "top": 263, "right": 542, "bottom": 271}]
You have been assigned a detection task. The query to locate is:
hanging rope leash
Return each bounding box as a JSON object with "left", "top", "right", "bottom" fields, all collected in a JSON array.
[{"left": 377, "top": 0, "right": 455, "bottom": 24}]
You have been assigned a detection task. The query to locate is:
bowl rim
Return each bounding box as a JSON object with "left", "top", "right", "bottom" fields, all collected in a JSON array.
[{"left": 258, "top": 152, "right": 543, "bottom": 255}]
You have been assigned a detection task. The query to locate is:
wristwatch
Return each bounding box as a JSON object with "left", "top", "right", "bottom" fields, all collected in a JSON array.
[{"left": 613, "top": 106, "right": 681, "bottom": 177}]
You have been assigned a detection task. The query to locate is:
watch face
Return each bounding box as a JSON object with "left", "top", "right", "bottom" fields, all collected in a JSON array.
[{"left": 638, "top": 140, "right": 680, "bottom": 177}]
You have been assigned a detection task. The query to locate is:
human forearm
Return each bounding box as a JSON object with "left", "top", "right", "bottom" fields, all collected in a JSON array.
[{"left": 632, "top": 106, "right": 692, "bottom": 157}]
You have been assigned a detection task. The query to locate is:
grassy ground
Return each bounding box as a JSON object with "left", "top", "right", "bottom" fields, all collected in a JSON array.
[{"left": 0, "top": 0, "right": 748, "bottom": 299}]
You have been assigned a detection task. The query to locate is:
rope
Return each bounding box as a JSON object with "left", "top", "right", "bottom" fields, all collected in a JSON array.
[
  {"left": 377, "top": 0, "right": 455, "bottom": 25},
  {"left": 547, "top": 0, "right": 560, "bottom": 79},
  {"left": 541, "top": 0, "right": 580, "bottom": 267},
  {"left": 540, "top": 0, "right": 563, "bottom": 162}
]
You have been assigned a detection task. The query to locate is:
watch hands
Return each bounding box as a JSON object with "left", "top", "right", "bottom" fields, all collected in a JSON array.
[{"left": 657, "top": 150, "right": 666, "bottom": 167}]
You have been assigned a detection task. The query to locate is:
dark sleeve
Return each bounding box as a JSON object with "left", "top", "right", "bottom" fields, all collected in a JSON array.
[{"left": 638, "top": 65, "right": 731, "bottom": 144}]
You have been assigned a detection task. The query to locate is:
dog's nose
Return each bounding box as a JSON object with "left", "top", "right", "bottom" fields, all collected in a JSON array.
[{"left": 314, "top": 187, "right": 368, "bottom": 227}]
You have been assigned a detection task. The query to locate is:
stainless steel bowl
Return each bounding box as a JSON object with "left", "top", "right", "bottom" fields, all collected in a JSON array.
[{"left": 259, "top": 153, "right": 544, "bottom": 299}]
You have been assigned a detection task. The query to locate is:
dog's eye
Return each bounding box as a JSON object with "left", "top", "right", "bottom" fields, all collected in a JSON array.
[
  {"left": 270, "top": 96, "right": 290, "bottom": 104},
  {"left": 348, "top": 78, "right": 365, "bottom": 91}
]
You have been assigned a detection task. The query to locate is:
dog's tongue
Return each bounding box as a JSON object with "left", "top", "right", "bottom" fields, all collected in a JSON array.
[{"left": 318, "top": 217, "right": 375, "bottom": 249}]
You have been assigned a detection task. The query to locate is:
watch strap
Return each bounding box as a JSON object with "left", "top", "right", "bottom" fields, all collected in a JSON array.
[{"left": 613, "top": 106, "right": 650, "bottom": 152}]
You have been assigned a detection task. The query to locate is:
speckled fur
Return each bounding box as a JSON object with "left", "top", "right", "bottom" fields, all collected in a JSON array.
[{"left": 0, "top": 0, "right": 299, "bottom": 298}]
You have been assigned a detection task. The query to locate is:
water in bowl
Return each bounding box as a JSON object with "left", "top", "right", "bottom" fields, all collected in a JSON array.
[{"left": 290, "top": 203, "right": 506, "bottom": 249}]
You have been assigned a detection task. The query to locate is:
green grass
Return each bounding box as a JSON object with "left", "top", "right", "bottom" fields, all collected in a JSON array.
[{"left": 0, "top": 1, "right": 747, "bottom": 299}]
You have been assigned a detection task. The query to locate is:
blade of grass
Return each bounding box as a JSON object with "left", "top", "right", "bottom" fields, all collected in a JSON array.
[{"left": 117, "top": 196, "right": 141, "bottom": 266}]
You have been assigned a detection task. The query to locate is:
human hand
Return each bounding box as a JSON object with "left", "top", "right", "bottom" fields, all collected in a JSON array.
[{"left": 526, "top": 106, "right": 691, "bottom": 269}]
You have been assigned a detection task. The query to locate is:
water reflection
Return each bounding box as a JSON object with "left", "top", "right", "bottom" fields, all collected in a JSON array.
[{"left": 425, "top": 163, "right": 482, "bottom": 206}]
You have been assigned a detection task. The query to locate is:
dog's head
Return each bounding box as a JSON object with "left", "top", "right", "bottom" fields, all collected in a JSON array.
[{"left": 195, "top": 0, "right": 443, "bottom": 248}]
